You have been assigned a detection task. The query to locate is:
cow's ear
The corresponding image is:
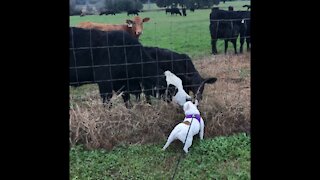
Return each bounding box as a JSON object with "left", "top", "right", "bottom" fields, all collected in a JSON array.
[
  {"left": 126, "top": 20, "right": 133, "bottom": 27},
  {"left": 142, "top": 17, "right": 150, "bottom": 22}
]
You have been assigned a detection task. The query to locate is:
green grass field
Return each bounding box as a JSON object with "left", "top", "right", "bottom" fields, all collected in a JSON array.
[
  {"left": 70, "top": 1, "right": 250, "bottom": 59},
  {"left": 70, "top": 133, "right": 250, "bottom": 179}
]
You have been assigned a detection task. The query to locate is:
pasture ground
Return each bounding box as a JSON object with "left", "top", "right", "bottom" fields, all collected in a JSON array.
[{"left": 70, "top": 133, "right": 250, "bottom": 179}]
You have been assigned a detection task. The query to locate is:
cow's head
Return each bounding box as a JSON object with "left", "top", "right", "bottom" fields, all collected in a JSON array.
[{"left": 126, "top": 16, "right": 150, "bottom": 38}]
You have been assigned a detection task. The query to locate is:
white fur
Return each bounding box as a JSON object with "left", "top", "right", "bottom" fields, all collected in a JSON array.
[
  {"left": 162, "top": 101, "right": 205, "bottom": 153},
  {"left": 164, "top": 70, "right": 183, "bottom": 88},
  {"left": 164, "top": 70, "right": 191, "bottom": 106}
]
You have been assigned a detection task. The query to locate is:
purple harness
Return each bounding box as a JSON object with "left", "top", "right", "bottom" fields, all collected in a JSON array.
[{"left": 185, "top": 114, "right": 201, "bottom": 123}]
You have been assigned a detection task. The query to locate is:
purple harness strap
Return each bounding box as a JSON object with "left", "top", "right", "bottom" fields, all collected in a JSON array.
[{"left": 185, "top": 114, "right": 201, "bottom": 123}]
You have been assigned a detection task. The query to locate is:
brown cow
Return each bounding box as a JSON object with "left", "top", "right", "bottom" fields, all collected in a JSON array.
[{"left": 77, "top": 16, "right": 150, "bottom": 39}]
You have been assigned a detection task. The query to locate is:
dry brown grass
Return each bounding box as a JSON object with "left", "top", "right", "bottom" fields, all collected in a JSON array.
[{"left": 69, "top": 53, "right": 250, "bottom": 150}]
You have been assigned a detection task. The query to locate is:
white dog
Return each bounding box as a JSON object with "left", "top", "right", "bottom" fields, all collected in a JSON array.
[
  {"left": 162, "top": 100, "right": 204, "bottom": 153},
  {"left": 164, "top": 70, "right": 191, "bottom": 106}
]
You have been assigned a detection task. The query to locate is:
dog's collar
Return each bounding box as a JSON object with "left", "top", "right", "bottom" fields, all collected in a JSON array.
[{"left": 185, "top": 114, "right": 201, "bottom": 123}]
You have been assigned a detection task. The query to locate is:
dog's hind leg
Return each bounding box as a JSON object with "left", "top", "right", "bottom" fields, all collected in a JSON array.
[
  {"left": 199, "top": 119, "right": 205, "bottom": 140},
  {"left": 183, "top": 136, "right": 193, "bottom": 153},
  {"left": 162, "top": 126, "right": 180, "bottom": 151}
]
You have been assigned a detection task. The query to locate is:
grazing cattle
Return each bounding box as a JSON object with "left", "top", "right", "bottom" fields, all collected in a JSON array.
[
  {"left": 144, "top": 47, "right": 217, "bottom": 101},
  {"left": 165, "top": 8, "right": 171, "bottom": 14},
  {"left": 239, "top": 11, "right": 251, "bottom": 53},
  {"left": 190, "top": 7, "right": 195, "bottom": 12},
  {"left": 209, "top": 8, "right": 250, "bottom": 54},
  {"left": 127, "top": 9, "right": 140, "bottom": 16},
  {"left": 228, "top": 6, "right": 234, "bottom": 11},
  {"left": 99, "top": 10, "right": 116, "bottom": 16},
  {"left": 70, "top": 28, "right": 168, "bottom": 106},
  {"left": 182, "top": 8, "right": 187, "bottom": 16},
  {"left": 243, "top": 5, "right": 251, "bottom": 11},
  {"left": 209, "top": 9, "right": 241, "bottom": 54},
  {"left": 170, "top": 8, "right": 182, "bottom": 16},
  {"left": 80, "top": 10, "right": 86, "bottom": 17},
  {"left": 77, "top": 16, "right": 150, "bottom": 39}
]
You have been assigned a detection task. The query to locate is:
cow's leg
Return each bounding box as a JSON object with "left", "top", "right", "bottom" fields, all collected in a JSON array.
[
  {"left": 224, "top": 40, "right": 229, "bottom": 54},
  {"left": 135, "top": 93, "right": 140, "bottom": 101},
  {"left": 146, "top": 95, "right": 151, "bottom": 104},
  {"left": 98, "top": 83, "right": 112, "bottom": 105},
  {"left": 246, "top": 38, "right": 250, "bottom": 52},
  {"left": 211, "top": 39, "right": 218, "bottom": 55},
  {"left": 231, "top": 38, "right": 238, "bottom": 54},
  {"left": 240, "top": 36, "right": 245, "bottom": 53},
  {"left": 122, "top": 92, "right": 131, "bottom": 108}
]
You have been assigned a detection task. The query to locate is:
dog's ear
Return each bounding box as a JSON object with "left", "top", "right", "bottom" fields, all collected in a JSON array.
[{"left": 194, "top": 99, "right": 199, "bottom": 106}]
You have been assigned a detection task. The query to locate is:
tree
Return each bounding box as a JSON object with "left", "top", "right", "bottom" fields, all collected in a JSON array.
[
  {"left": 156, "top": 0, "right": 219, "bottom": 9},
  {"left": 105, "top": 0, "right": 143, "bottom": 11},
  {"left": 212, "top": 0, "right": 220, "bottom": 5}
]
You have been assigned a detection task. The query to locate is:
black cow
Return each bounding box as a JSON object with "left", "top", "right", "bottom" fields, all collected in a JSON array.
[
  {"left": 70, "top": 28, "right": 168, "bottom": 105},
  {"left": 209, "top": 8, "right": 250, "bottom": 54},
  {"left": 99, "top": 10, "right": 116, "bottom": 16},
  {"left": 190, "top": 7, "right": 195, "bottom": 12},
  {"left": 165, "top": 8, "right": 171, "bottom": 14},
  {"left": 170, "top": 8, "right": 182, "bottom": 16},
  {"left": 228, "top": 6, "right": 234, "bottom": 11},
  {"left": 243, "top": 5, "right": 251, "bottom": 11},
  {"left": 144, "top": 47, "right": 217, "bottom": 101},
  {"left": 239, "top": 11, "right": 251, "bottom": 53},
  {"left": 80, "top": 11, "right": 85, "bottom": 17},
  {"left": 127, "top": 9, "right": 139, "bottom": 16},
  {"left": 182, "top": 8, "right": 187, "bottom": 16}
]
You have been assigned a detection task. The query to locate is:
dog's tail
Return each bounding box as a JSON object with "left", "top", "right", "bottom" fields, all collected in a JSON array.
[{"left": 194, "top": 77, "right": 217, "bottom": 103}]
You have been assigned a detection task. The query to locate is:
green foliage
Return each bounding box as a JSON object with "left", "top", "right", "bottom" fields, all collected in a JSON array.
[{"left": 70, "top": 133, "right": 250, "bottom": 179}]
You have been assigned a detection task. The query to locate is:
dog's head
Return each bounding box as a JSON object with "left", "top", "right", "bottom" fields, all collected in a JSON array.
[
  {"left": 164, "top": 70, "right": 192, "bottom": 106},
  {"left": 183, "top": 101, "right": 200, "bottom": 115}
]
